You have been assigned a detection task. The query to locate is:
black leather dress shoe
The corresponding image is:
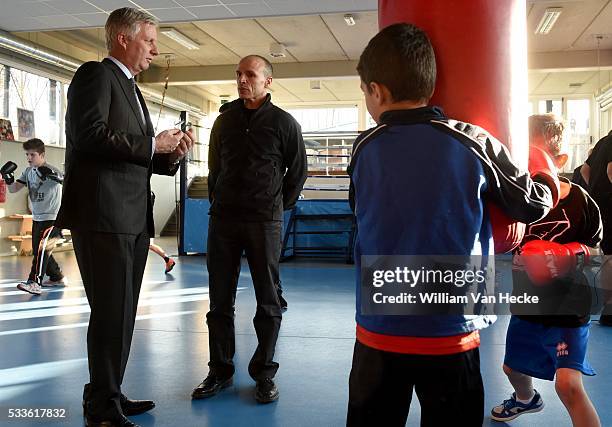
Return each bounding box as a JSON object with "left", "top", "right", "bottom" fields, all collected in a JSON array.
[
  {"left": 255, "top": 378, "right": 279, "bottom": 403},
  {"left": 83, "top": 391, "right": 155, "bottom": 416},
  {"left": 600, "top": 314, "right": 612, "bottom": 326},
  {"left": 119, "top": 395, "right": 155, "bottom": 416},
  {"left": 191, "top": 375, "right": 233, "bottom": 399},
  {"left": 85, "top": 413, "right": 139, "bottom": 427}
]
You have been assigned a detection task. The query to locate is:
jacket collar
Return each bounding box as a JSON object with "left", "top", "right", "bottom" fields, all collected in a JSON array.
[
  {"left": 102, "top": 58, "right": 148, "bottom": 135},
  {"left": 378, "top": 106, "right": 447, "bottom": 126},
  {"left": 219, "top": 93, "right": 272, "bottom": 113},
  {"left": 106, "top": 56, "right": 133, "bottom": 79}
]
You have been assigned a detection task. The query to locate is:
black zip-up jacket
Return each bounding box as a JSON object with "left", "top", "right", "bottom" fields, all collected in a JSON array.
[{"left": 208, "top": 94, "right": 307, "bottom": 221}]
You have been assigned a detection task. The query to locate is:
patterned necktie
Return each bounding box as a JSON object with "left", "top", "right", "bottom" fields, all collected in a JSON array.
[{"left": 130, "top": 78, "right": 146, "bottom": 125}]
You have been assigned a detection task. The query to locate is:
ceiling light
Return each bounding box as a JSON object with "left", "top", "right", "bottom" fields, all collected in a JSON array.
[
  {"left": 310, "top": 80, "right": 321, "bottom": 90},
  {"left": 160, "top": 28, "right": 200, "bottom": 50},
  {"left": 0, "top": 29, "right": 80, "bottom": 72},
  {"left": 0, "top": 28, "right": 203, "bottom": 118},
  {"left": 344, "top": 14, "right": 355, "bottom": 26},
  {"left": 269, "top": 42, "right": 286, "bottom": 58},
  {"left": 534, "top": 7, "right": 562, "bottom": 35}
]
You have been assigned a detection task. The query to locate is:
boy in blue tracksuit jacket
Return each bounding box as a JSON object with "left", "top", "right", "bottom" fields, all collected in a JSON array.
[{"left": 346, "top": 23, "right": 560, "bottom": 427}]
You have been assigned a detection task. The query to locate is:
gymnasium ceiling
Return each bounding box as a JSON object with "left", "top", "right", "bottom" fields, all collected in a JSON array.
[{"left": 1, "top": 0, "right": 611, "bottom": 104}]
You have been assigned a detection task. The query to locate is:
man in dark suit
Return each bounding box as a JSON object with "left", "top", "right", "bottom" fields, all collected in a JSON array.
[{"left": 55, "top": 8, "right": 194, "bottom": 427}]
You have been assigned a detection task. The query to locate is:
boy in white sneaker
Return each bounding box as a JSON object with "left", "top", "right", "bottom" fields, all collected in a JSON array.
[
  {"left": 491, "top": 115, "right": 601, "bottom": 427},
  {"left": 5, "top": 138, "right": 65, "bottom": 295}
]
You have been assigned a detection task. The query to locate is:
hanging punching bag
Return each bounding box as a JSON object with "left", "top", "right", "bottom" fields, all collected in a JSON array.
[
  {"left": 0, "top": 179, "right": 6, "bottom": 203},
  {"left": 379, "top": 0, "right": 528, "bottom": 253}
]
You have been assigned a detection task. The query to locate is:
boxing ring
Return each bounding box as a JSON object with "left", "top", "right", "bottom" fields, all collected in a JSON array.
[{"left": 181, "top": 198, "right": 355, "bottom": 263}]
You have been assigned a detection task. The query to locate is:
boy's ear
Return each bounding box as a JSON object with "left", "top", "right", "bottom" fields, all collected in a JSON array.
[
  {"left": 369, "top": 82, "right": 389, "bottom": 106},
  {"left": 369, "top": 82, "right": 381, "bottom": 102},
  {"left": 554, "top": 153, "right": 568, "bottom": 169}
]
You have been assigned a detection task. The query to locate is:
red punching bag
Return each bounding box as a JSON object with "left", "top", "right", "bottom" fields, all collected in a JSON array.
[
  {"left": 379, "top": 0, "right": 528, "bottom": 253},
  {"left": 0, "top": 178, "right": 6, "bottom": 203}
]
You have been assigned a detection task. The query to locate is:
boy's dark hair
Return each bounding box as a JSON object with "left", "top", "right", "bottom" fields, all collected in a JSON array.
[
  {"left": 357, "top": 23, "right": 436, "bottom": 103},
  {"left": 23, "top": 138, "right": 45, "bottom": 154}
]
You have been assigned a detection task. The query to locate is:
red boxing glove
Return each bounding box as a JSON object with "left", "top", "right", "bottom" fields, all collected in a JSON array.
[
  {"left": 519, "top": 239, "right": 591, "bottom": 286},
  {"left": 529, "top": 146, "right": 561, "bottom": 208}
]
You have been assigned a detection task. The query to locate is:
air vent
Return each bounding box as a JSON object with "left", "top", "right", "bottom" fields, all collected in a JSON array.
[
  {"left": 569, "top": 83, "right": 583, "bottom": 88},
  {"left": 269, "top": 43, "right": 286, "bottom": 58},
  {"left": 310, "top": 80, "right": 321, "bottom": 90}
]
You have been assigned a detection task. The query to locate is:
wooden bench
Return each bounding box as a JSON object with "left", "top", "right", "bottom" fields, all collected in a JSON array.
[
  {"left": 7, "top": 214, "right": 33, "bottom": 255},
  {"left": 5, "top": 215, "right": 72, "bottom": 256},
  {"left": 7, "top": 234, "right": 33, "bottom": 255}
]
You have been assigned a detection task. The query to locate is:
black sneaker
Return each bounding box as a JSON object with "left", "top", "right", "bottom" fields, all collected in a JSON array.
[
  {"left": 255, "top": 378, "right": 279, "bottom": 403},
  {"left": 191, "top": 374, "right": 233, "bottom": 399}
]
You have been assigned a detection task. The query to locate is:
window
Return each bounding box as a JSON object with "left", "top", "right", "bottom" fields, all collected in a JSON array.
[
  {"left": 565, "top": 99, "right": 591, "bottom": 173},
  {"left": 147, "top": 101, "right": 206, "bottom": 179},
  {"left": 0, "top": 64, "right": 65, "bottom": 145},
  {"left": 538, "top": 99, "right": 562, "bottom": 116},
  {"left": 285, "top": 107, "right": 358, "bottom": 132}
]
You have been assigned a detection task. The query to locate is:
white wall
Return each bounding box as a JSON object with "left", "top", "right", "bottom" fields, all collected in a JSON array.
[{"left": 150, "top": 173, "right": 178, "bottom": 238}]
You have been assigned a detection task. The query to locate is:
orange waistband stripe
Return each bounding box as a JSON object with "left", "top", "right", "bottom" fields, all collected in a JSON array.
[{"left": 356, "top": 324, "right": 480, "bottom": 355}]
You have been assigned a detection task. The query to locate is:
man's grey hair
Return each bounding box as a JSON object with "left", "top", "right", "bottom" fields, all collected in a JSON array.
[{"left": 105, "top": 7, "right": 158, "bottom": 51}]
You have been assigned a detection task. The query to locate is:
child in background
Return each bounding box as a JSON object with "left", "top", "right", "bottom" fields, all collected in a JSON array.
[
  {"left": 2, "top": 138, "right": 66, "bottom": 295},
  {"left": 149, "top": 240, "right": 175, "bottom": 274},
  {"left": 149, "top": 191, "right": 175, "bottom": 274},
  {"left": 491, "top": 114, "right": 602, "bottom": 427}
]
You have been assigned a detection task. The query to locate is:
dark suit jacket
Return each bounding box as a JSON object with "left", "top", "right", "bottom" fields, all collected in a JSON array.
[{"left": 56, "top": 58, "right": 178, "bottom": 235}]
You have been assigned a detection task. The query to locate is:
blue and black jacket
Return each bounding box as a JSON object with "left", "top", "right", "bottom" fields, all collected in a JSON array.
[{"left": 348, "top": 106, "right": 554, "bottom": 337}]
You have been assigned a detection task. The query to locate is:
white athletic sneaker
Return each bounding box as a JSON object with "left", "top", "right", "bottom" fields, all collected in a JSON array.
[
  {"left": 17, "top": 279, "right": 42, "bottom": 295},
  {"left": 491, "top": 390, "right": 544, "bottom": 422},
  {"left": 42, "top": 277, "right": 67, "bottom": 287}
]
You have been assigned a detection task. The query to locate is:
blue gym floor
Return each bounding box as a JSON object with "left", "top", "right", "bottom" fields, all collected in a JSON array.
[{"left": 1, "top": 239, "right": 611, "bottom": 427}]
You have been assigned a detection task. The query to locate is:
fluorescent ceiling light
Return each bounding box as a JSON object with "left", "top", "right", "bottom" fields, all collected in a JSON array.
[
  {"left": 160, "top": 28, "right": 200, "bottom": 50},
  {"left": 0, "top": 29, "right": 80, "bottom": 72},
  {"left": 535, "top": 7, "right": 562, "bottom": 35}
]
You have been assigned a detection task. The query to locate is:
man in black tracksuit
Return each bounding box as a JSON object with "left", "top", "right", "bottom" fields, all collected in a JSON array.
[
  {"left": 192, "top": 54, "right": 307, "bottom": 404},
  {"left": 582, "top": 131, "right": 612, "bottom": 325}
]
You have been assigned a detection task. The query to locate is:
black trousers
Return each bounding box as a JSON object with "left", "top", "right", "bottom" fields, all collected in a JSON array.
[
  {"left": 29, "top": 220, "right": 63, "bottom": 282},
  {"left": 600, "top": 210, "right": 611, "bottom": 317},
  {"left": 72, "top": 229, "right": 149, "bottom": 419},
  {"left": 347, "top": 340, "right": 484, "bottom": 427},
  {"left": 206, "top": 217, "right": 283, "bottom": 381}
]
